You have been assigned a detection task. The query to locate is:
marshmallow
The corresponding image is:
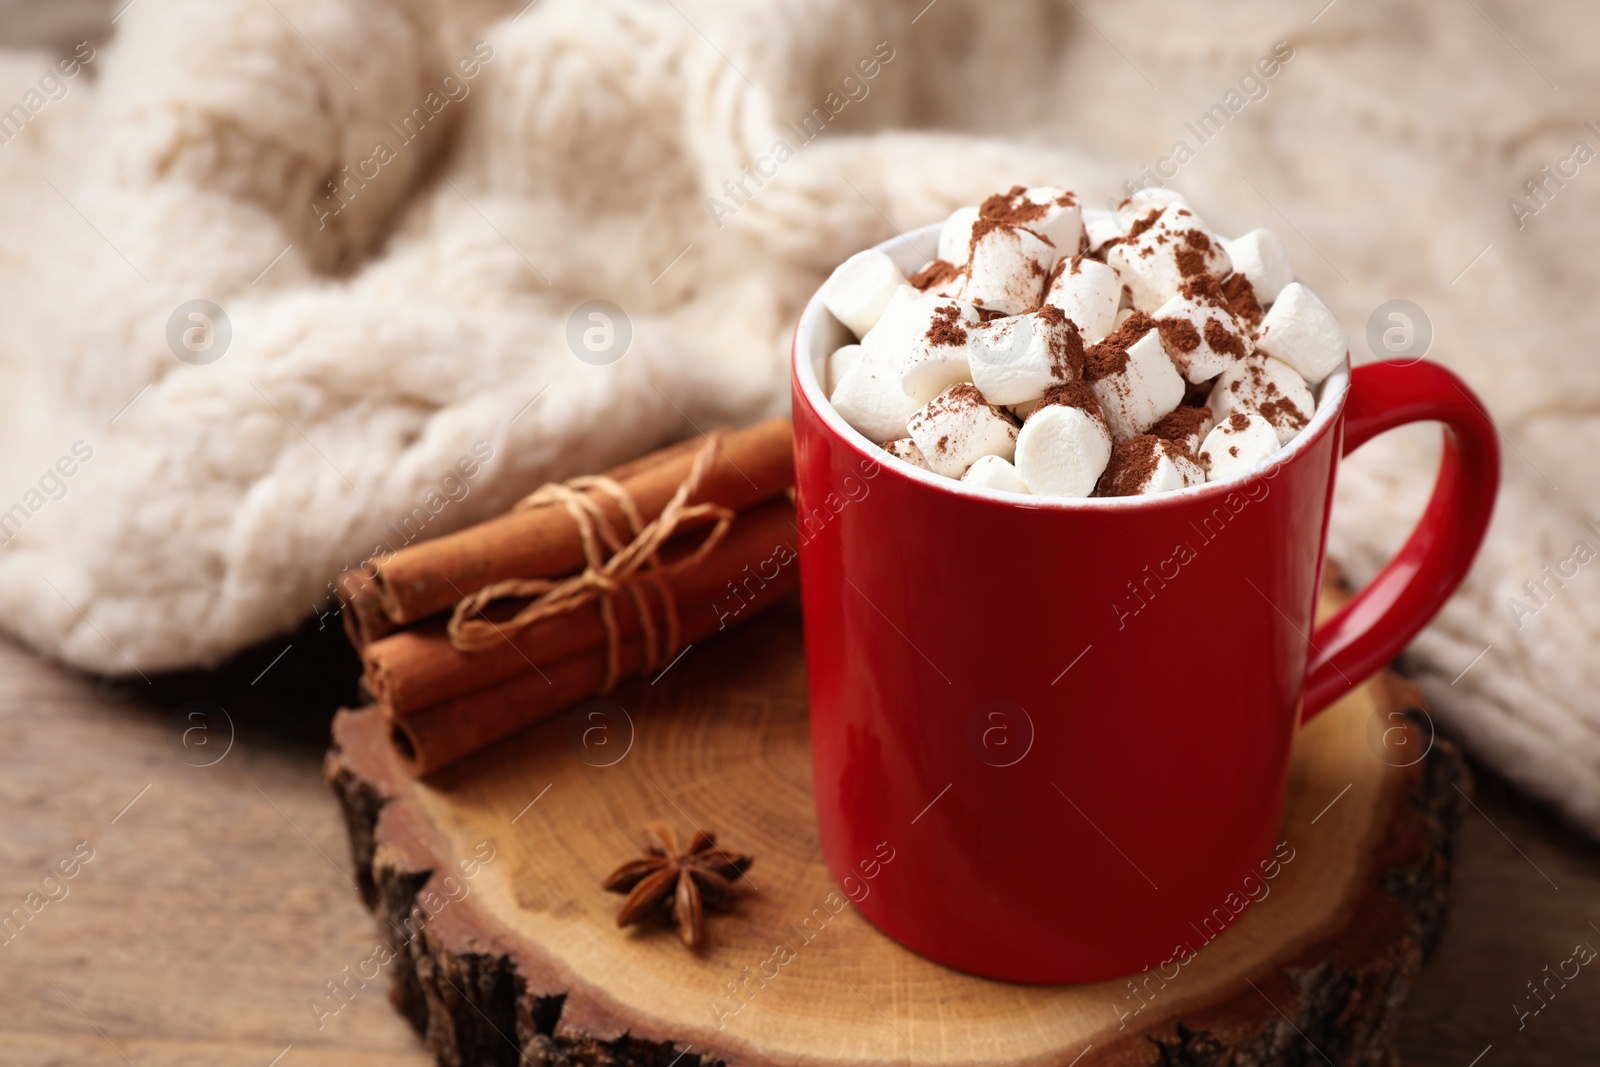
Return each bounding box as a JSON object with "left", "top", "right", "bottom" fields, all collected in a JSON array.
[
  {"left": 1152, "top": 276, "right": 1251, "bottom": 384},
  {"left": 1198, "top": 411, "right": 1280, "bottom": 483},
  {"left": 1084, "top": 313, "right": 1185, "bottom": 440},
  {"left": 910, "top": 259, "right": 966, "bottom": 299},
  {"left": 962, "top": 454, "right": 1031, "bottom": 494},
  {"left": 1148, "top": 404, "right": 1215, "bottom": 455},
  {"left": 819, "top": 184, "right": 1345, "bottom": 505},
  {"left": 1014, "top": 382, "right": 1113, "bottom": 498},
  {"left": 906, "top": 383, "right": 1018, "bottom": 478},
  {"left": 822, "top": 250, "right": 911, "bottom": 339},
  {"left": 1222, "top": 228, "right": 1294, "bottom": 307},
  {"left": 962, "top": 221, "right": 1055, "bottom": 315},
  {"left": 968, "top": 305, "right": 1084, "bottom": 406},
  {"left": 1254, "top": 282, "right": 1348, "bottom": 384},
  {"left": 883, "top": 437, "right": 931, "bottom": 471},
  {"left": 1096, "top": 435, "right": 1205, "bottom": 496},
  {"left": 938, "top": 205, "right": 981, "bottom": 266},
  {"left": 979, "top": 185, "right": 1084, "bottom": 257},
  {"left": 863, "top": 292, "right": 981, "bottom": 404},
  {"left": 1083, "top": 211, "right": 1126, "bottom": 253},
  {"left": 857, "top": 283, "right": 918, "bottom": 361},
  {"left": 1205, "top": 354, "right": 1315, "bottom": 446},
  {"left": 1116, "top": 187, "right": 1190, "bottom": 226},
  {"left": 827, "top": 344, "right": 862, "bottom": 394},
  {"left": 1105, "top": 205, "right": 1232, "bottom": 312},
  {"left": 1045, "top": 256, "right": 1121, "bottom": 343},
  {"left": 829, "top": 339, "right": 922, "bottom": 443}
]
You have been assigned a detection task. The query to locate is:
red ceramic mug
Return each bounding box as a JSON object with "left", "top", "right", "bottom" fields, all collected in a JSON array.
[{"left": 791, "top": 222, "right": 1499, "bottom": 983}]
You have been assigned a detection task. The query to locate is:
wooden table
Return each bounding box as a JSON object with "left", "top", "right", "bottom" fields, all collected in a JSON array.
[{"left": 0, "top": 608, "right": 1596, "bottom": 1066}]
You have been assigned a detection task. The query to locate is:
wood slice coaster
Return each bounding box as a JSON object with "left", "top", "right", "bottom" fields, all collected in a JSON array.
[{"left": 327, "top": 577, "right": 1465, "bottom": 1067}]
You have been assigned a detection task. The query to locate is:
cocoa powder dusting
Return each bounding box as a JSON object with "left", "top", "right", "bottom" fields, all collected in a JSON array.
[
  {"left": 1227, "top": 411, "right": 1251, "bottom": 432},
  {"left": 910, "top": 259, "right": 962, "bottom": 292},
  {"left": 1125, "top": 209, "right": 1162, "bottom": 242},
  {"left": 1157, "top": 436, "right": 1200, "bottom": 468},
  {"left": 1150, "top": 405, "right": 1212, "bottom": 444},
  {"left": 1157, "top": 316, "right": 1201, "bottom": 354},
  {"left": 1203, "top": 317, "right": 1247, "bottom": 359},
  {"left": 942, "top": 383, "right": 988, "bottom": 408},
  {"left": 1034, "top": 381, "right": 1110, "bottom": 438},
  {"left": 1094, "top": 436, "right": 1162, "bottom": 497},
  {"left": 965, "top": 215, "right": 1030, "bottom": 264},
  {"left": 1258, "top": 395, "right": 1309, "bottom": 433},
  {"left": 1180, "top": 274, "right": 1229, "bottom": 309},
  {"left": 1044, "top": 257, "right": 1070, "bottom": 290},
  {"left": 1242, "top": 359, "right": 1304, "bottom": 433},
  {"left": 965, "top": 216, "right": 999, "bottom": 262},
  {"left": 1174, "top": 229, "right": 1214, "bottom": 278},
  {"left": 1043, "top": 308, "right": 1086, "bottom": 379},
  {"left": 979, "top": 186, "right": 1050, "bottom": 226},
  {"left": 1220, "top": 273, "right": 1263, "bottom": 328},
  {"left": 1085, "top": 311, "right": 1156, "bottom": 381},
  {"left": 925, "top": 303, "right": 969, "bottom": 347}
]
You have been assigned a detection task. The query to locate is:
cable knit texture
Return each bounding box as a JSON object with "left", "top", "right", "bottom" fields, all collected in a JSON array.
[{"left": 0, "top": 0, "right": 1595, "bottom": 833}]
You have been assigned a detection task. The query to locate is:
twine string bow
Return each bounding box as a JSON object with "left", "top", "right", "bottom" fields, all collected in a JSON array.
[{"left": 447, "top": 433, "right": 736, "bottom": 691}]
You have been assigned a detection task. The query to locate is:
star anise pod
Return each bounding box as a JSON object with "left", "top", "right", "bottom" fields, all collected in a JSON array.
[{"left": 602, "top": 821, "right": 753, "bottom": 947}]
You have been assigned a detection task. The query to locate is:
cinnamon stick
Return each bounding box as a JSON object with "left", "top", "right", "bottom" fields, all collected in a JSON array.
[
  {"left": 338, "top": 571, "right": 396, "bottom": 650},
  {"left": 364, "top": 499, "right": 799, "bottom": 717},
  {"left": 335, "top": 435, "right": 706, "bottom": 650},
  {"left": 370, "top": 418, "right": 794, "bottom": 628},
  {"left": 388, "top": 559, "right": 799, "bottom": 776}
]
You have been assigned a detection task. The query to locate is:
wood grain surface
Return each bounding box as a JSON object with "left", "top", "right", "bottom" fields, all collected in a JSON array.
[
  {"left": 328, "top": 588, "right": 1465, "bottom": 1066},
  {"left": 0, "top": 626, "right": 433, "bottom": 1067}
]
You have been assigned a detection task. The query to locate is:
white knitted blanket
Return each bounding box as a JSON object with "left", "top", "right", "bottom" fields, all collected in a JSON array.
[{"left": 0, "top": 0, "right": 1595, "bottom": 833}]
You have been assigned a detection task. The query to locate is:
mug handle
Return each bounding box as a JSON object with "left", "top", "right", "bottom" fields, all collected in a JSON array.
[{"left": 1302, "top": 360, "right": 1500, "bottom": 721}]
